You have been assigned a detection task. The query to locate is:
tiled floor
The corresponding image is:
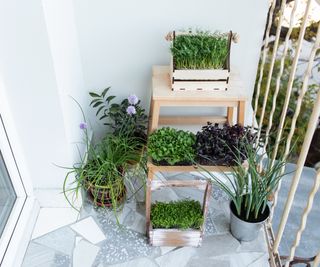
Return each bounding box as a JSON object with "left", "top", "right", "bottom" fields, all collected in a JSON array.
[{"left": 22, "top": 172, "right": 269, "bottom": 267}]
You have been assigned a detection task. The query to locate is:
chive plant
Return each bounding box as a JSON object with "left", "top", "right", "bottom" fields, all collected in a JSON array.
[
  {"left": 171, "top": 30, "right": 229, "bottom": 70},
  {"left": 199, "top": 139, "right": 288, "bottom": 222}
]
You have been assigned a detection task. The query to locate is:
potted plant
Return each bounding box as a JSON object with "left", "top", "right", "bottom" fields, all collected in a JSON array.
[
  {"left": 62, "top": 120, "right": 143, "bottom": 214},
  {"left": 89, "top": 87, "right": 148, "bottom": 144},
  {"left": 195, "top": 123, "right": 254, "bottom": 166},
  {"left": 166, "top": 29, "right": 238, "bottom": 91},
  {"left": 147, "top": 127, "right": 196, "bottom": 165},
  {"left": 149, "top": 199, "right": 207, "bottom": 246},
  {"left": 200, "top": 139, "right": 287, "bottom": 241}
]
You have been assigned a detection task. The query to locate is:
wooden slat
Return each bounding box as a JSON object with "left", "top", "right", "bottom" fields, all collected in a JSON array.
[
  {"left": 158, "top": 116, "right": 227, "bottom": 125},
  {"left": 152, "top": 66, "right": 247, "bottom": 102},
  {"left": 147, "top": 161, "right": 235, "bottom": 174},
  {"left": 150, "top": 179, "right": 208, "bottom": 191},
  {"left": 172, "top": 81, "right": 228, "bottom": 92}
]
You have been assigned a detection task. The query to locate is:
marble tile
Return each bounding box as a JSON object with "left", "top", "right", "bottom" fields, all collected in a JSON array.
[
  {"left": 33, "top": 226, "right": 76, "bottom": 256},
  {"left": 237, "top": 229, "right": 268, "bottom": 253},
  {"left": 108, "top": 257, "right": 159, "bottom": 267},
  {"left": 32, "top": 208, "right": 79, "bottom": 239},
  {"left": 186, "top": 257, "right": 230, "bottom": 267},
  {"left": 160, "top": 246, "right": 177, "bottom": 256},
  {"left": 73, "top": 239, "right": 100, "bottom": 267},
  {"left": 93, "top": 218, "right": 159, "bottom": 265},
  {"left": 22, "top": 242, "right": 70, "bottom": 267},
  {"left": 226, "top": 252, "right": 266, "bottom": 267},
  {"left": 156, "top": 247, "right": 196, "bottom": 267},
  {"left": 196, "top": 234, "right": 240, "bottom": 257},
  {"left": 71, "top": 216, "right": 106, "bottom": 244}
]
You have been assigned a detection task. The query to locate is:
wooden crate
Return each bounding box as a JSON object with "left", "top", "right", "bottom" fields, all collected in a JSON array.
[
  {"left": 146, "top": 177, "right": 212, "bottom": 247},
  {"left": 149, "top": 224, "right": 203, "bottom": 247},
  {"left": 170, "top": 31, "right": 233, "bottom": 91}
]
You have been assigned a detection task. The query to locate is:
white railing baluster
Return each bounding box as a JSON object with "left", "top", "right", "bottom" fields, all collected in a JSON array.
[
  {"left": 273, "top": 81, "right": 320, "bottom": 253},
  {"left": 255, "top": 0, "right": 287, "bottom": 146},
  {"left": 252, "top": 0, "right": 276, "bottom": 128},
  {"left": 284, "top": 169, "right": 320, "bottom": 267},
  {"left": 270, "top": 18, "right": 320, "bottom": 222},
  {"left": 314, "top": 253, "right": 320, "bottom": 267},
  {"left": 270, "top": 0, "right": 313, "bottom": 166},
  {"left": 263, "top": 0, "right": 299, "bottom": 153}
]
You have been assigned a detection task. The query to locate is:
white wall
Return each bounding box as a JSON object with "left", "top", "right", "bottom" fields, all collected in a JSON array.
[
  {"left": 73, "top": 0, "right": 269, "bottom": 135},
  {"left": 0, "top": 0, "right": 268, "bottom": 190},
  {"left": 0, "top": 0, "right": 81, "bottom": 189}
]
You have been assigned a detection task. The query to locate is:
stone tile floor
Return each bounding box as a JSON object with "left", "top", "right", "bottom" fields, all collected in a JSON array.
[{"left": 22, "top": 172, "right": 269, "bottom": 267}]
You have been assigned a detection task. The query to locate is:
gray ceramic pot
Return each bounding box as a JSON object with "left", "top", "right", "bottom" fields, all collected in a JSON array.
[{"left": 229, "top": 201, "right": 270, "bottom": 242}]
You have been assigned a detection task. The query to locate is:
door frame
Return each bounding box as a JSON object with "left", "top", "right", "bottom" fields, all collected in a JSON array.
[{"left": 0, "top": 83, "right": 39, "bottom": 266}]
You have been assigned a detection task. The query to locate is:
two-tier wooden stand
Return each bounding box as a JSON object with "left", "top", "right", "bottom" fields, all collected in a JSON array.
[{"left": 146, "top": 66, "right": 247, "bottom": 247}]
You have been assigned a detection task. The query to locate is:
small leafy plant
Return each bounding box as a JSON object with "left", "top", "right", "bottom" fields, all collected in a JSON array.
[
  {"left": 195, "top": 123, "right": 255, "bottom": 166},
  {"left": 89, "top": 87, "right": 148, "bottom": 142},
  {"left": 151, "top": 199, "right": 203, "bottom": 229},
  {"left": 171, "top": 30, "right": 229, "bottom": 70},
  {"left": 147, "top": 127, "right": 196, "bottom": 165}
]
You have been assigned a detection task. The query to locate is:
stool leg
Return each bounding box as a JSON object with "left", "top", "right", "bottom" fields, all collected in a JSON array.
[
  {"left": 149, "top": 101, "right": 160, "bottom": 133},
  {"left": 227, "top": 107, "right": 234, "bottom": 125},
  {"left": 237, "top": 101, "right": 245, "bottom": 126}
]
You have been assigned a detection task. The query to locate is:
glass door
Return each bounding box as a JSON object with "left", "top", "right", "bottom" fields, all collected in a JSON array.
[{"left": 0, "top": 150, "right": 16, "bottom": 237}]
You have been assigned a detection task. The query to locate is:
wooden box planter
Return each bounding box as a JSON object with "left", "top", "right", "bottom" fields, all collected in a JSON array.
[
  {"left": 146, "top": 178, "right": 212, "bottom": 247},
  {"left": 169, "top": 31, "right": 234, "bottom": 92}
]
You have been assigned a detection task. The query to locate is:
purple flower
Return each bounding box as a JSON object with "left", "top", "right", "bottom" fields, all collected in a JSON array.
[
  {"left": 79, "top": 122, "right": 87, "bottom": 130},
  {"left": 128, "top": 94, "right": 138, "bottom": 105},
  {"left": 126, "top": 105, "right": 136, "bottom": 115}
]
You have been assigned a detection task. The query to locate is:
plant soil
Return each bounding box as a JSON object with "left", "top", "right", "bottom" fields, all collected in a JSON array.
[
  {"left": 230, "top": 201, "right": 269, "bottom": 223},
  {"left": 152, "top": 159, "right": 193, "bottom": 166}
]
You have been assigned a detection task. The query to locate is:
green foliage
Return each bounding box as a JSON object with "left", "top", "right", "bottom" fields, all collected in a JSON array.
[
  {"left": 200, "top": 140, "right": 288, "bottom": 221},
  {"left": 89, "top": 87, "right": 148, "bottom": 141},
  {"left": 147, "top": 127, "right": 196, "bottom": 165},
  {"left": 61, "top": 98, "right": 146, "bottom": 218},
  {"left": 171, "top": 30, "right": 229, "bottom": 69},
  {"left": 253, "top": 49, "right": 318, "bottom": 161},
  {"left": 151, "top": 200, "right": 204, "bottom": 229}
]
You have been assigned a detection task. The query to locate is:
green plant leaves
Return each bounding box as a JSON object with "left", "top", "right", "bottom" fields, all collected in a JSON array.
[
  {"left": 147, "top": 127, "right": 196, "bottom": 165},
  {"left": 171, "top": 31, "right": 229, "bottom": 70},
  {"left": 151, "top": 199, "right": 203, "bottom": 229}
]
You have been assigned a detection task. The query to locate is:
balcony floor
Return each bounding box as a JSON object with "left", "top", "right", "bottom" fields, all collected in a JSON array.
[{"left": 22, "top": 172, "right": 269, "bottom": 267}]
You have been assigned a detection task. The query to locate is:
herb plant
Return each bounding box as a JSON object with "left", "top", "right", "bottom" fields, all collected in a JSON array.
[
  {"left": 171, "top": 30, "right": 229, "bottom": 70},
  {"left": 89, "top": 87, "right": 148, "bottom": 142},
  {"left": 61, "top": 100, "right": 145, "bottom": 220},
  {"left": 200, "top": 140, "right": 288, "bottom": 221},
  {"left": 151, "top": 199, "right": 203, "bottom": 229},
  {"left": 147, "top": 127, "right": 196, "bottom": 165},
  {"left": 195, "top": 123, "right": 254, "bottom": 166}
]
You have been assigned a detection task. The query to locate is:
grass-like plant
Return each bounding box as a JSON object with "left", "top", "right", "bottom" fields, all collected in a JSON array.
[
  {"left": 151, "top": 199, "right": 203, "bottom": 229},
  {"left": 61, "top": 99, "right": 145, "bottom": 222},
  {"left": 171, "top": 30, "right": 229, "bottom": 70},
  {"left": 147, "top": 127, "right": 196, "bottom": 165},
  {"left": 199, "top": 139, "right": 288, "bottom": 221}
]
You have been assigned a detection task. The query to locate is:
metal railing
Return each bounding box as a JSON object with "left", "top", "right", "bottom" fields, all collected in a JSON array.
[{"left": 252, "top": 0, "right": 320, "bottom": 266}]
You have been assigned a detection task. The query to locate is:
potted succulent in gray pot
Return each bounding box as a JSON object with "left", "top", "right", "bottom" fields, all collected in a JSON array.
[{"left": 200, "top": 138, "right": 288, "bottom": 241}]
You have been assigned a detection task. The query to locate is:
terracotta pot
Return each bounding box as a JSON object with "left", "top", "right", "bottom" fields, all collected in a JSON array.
[{"left": 85, "top": 179, "right": 126, "bottom": 208}]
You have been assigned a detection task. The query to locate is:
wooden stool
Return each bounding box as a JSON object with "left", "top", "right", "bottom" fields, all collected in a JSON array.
[{"left": 148, "top": 65, "right": 247, "bottom": 133}]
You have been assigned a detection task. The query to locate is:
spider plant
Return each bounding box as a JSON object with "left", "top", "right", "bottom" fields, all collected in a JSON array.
[{"left": 171, "top": 30, "right": 229, "bottom": 70}]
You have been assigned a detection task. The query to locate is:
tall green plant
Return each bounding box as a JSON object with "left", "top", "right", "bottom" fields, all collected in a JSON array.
[
  {"left": 61, "top": 99, "right": 145, "bottom": 221},
  {"left": 200, "top": 140, "right": 288, "bottom": 221}
]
